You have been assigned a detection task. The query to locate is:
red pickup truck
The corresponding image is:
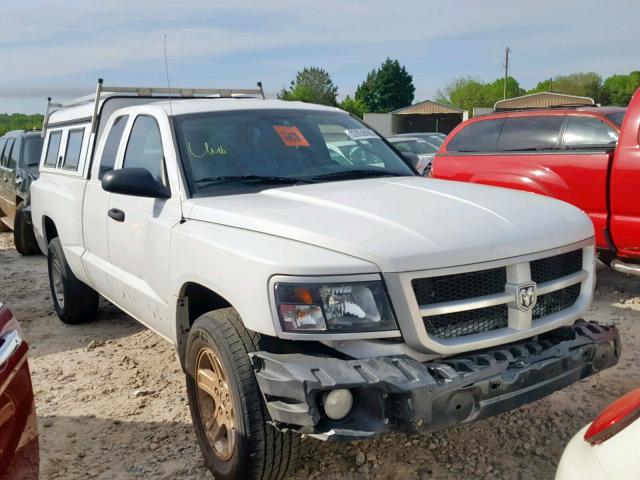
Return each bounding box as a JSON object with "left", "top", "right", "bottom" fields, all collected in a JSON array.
[{"left": 432, "top": 90, "right": 640, "bottom": 275}]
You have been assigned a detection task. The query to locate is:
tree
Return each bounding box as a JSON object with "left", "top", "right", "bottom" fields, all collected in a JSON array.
[
  {"left": 354, "top": 58, "right": 415, "bottom": 113},
  {"left": 339, "top": 95, "right": 366, "bottom": 118},
  {"left": 0, "top": 113, "right": 44, "bottom": 136},
  {"left": 485, "top": 77, "right": 525, "bottom": 102},
  {"left": 603, "top": 71, "right": 640, "bottom": 106},
  {"left": 435, "top": 76, "right": 524, "bottom": 112},
  {"left": 278, "top": 67, "right": 338, "bottom": 106}
]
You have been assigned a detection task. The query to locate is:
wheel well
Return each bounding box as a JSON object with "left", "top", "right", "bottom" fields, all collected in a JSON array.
[
  {"left": 43, "top": 216, "right": 58, "bottom": 244},
  {"left": 175, "top": 282, "right": 232, "bottom": 367}
]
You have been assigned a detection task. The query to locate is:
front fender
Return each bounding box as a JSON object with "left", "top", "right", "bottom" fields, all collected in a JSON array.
[
  {"left": 468, "top": 168, "right": 574, "bottom": 204},
  {"left": 170, "top": 220, "right": 379, "bottom": 338}
]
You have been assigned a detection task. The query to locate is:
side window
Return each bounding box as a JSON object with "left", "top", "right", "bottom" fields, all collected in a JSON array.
[
  {"left": 99, "top": 115, "right": 128, "bottom": 179},
  {"left": 447, "top": 119, "right": 504, "bottom": 152},
  {"left": 563, "top": 116, "right": 618, "bottom": 148},
  {"left": 63, "top": 129, "right": 85, "bottom": 171},
  {"left": 1, "top": 139, "right": 14, "bottom": 167},
  {"left": 9, "top": 137, "right": 22, "bottom": 169},
  {"left": 122, "top": 115, "right": 165, "bottom": 184},
  {"left": 44, "top": 131, "right": 62, "bottom": 167},
  {"left": 498, "top": 116, "right": 564, "bottom": 151},
  {"left": 0, "top": 139, "right": 6, "bottom": 164}
]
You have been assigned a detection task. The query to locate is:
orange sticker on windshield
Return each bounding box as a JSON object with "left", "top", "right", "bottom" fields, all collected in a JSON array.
[{"left": 273, "top": 125, "right": 310, "bottom": 147}]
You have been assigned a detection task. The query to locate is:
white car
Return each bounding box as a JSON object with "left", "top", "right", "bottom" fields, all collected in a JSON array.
[
  {"left": 30, "top": 80, "right": 621, "bottom": 480},
  {"left": 556, "top": 388, "right": 640, "bottom": 480}
]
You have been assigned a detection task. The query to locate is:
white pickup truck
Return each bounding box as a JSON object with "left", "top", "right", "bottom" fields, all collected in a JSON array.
[{"left": 31, "top": 81, "right": 620, "bottom": 480}]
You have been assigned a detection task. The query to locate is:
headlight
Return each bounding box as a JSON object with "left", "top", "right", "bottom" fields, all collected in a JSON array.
[{"left": 274, "top": 281, "right": 397, "bottom": 333}]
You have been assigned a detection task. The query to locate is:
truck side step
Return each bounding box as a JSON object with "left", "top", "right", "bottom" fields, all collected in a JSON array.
[{"left": 611, "top": 259, "right": 640, "bottom": 277}]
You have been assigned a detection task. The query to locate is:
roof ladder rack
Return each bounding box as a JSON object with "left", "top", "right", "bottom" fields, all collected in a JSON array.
[{"left": 43, "top": 78, "right": 266, "bottom": 136}]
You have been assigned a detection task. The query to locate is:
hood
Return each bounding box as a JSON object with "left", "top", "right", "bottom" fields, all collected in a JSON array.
[{"left": 183, "top": 177, "right": 593, "bottom": 272}]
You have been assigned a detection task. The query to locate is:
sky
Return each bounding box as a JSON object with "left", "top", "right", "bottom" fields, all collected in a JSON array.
[{"left": 1, "top": 0, "right": 639, "bottom": 114}]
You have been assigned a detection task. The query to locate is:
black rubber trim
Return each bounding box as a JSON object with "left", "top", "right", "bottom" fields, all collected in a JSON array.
[{"left": 250, "top": 321, "right": 620, "bottom": 441}]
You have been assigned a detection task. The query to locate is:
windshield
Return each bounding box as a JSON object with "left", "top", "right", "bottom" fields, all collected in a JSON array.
[
  {"left": 174, "top": 109, "right": 414, "bottom": 196},
  {"left": 392, "top": 139, "right": 438, "bottom": 155},
  {"left": 606, "top": 111, "right": 626, "bottom": 127}
]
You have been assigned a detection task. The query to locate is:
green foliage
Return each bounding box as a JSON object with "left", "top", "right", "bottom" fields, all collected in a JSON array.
[
  {"left": 339, "top": 95, "right": 366, "bottom": 118},
  {"left": 603, "top": 71, "right": 640, "bottom": 106},
  {"left": 278, "top": 67, "right": 338, "bottom": 106},
  {"left": 527, "top": 72, "right": 606, "bottom": 103},
  {"left": 549, "top": 72, "right": 604, "bottom": 101},
  {"left": 355, "top": 58, "right": 415, "bottom": 113},
  {"left": 436, "top": 76, "right": 524, "bottom": 112},
  {"left": 0, "top": 113, "right": 43, "bottom": 136}
]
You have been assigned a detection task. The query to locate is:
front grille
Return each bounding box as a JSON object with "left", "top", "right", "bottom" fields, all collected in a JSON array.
[
  {"left": 531, "top": 250, "right": 582, "bottom": 284},
  {"left": 412, "top": 267, "right": 506, "bottom": 305},
  {"left": 413, "top": 247, "right": 587, "bottom": 342},
  {"left": 533, "top": 284, "right": 581, "bottom": 320},
  {"left": 424, "top": 305, "right": 508, "bottom": 339}
]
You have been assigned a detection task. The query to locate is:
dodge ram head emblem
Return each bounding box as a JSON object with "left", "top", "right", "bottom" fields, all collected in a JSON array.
[{"left": 517, "top": 283, "right": 537, "bottom": 311}]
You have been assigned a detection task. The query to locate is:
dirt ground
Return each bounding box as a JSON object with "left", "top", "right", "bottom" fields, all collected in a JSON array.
[{"left": 1, "top": 232, "right": 638, "bottom": 480}]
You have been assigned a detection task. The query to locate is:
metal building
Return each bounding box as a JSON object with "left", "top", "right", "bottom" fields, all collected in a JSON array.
[
  {"left": 494, "top": 92, "right": 595, "bottom": 110},
  {"left": 364, "top": 100, "right": 468, "bottom": 136}
]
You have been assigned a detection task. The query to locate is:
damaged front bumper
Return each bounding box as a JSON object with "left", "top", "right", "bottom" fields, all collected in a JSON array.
[{"left": 250, "top": 322, "right": 620, "bottom": 440}]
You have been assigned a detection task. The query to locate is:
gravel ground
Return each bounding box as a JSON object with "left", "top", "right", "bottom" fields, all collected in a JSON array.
[{"left": 1, "top": 232, "right": 638, "bottom": 480}]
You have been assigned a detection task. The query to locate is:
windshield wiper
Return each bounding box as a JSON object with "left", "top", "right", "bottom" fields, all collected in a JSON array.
[
  {"left": 310, "top": 170, "right": 406, "bottom": 181},
  {"left": 195, "top": 175, "right": 314, "bottom": 187}
]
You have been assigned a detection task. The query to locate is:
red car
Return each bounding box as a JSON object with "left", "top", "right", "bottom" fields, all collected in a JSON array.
[
  {"left": 432, "top": 91, "right": 640, "bottom": 273},
  {"left": 0, "top": 303, "right": 38, "bottom": 480}
]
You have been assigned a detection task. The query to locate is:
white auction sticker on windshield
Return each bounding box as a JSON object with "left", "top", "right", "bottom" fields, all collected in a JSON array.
[{"left": 345, "top": 128, "right": 378, "bottom": 140}]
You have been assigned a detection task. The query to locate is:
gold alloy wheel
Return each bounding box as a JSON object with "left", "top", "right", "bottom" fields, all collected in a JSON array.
[{"left": 196, "top": 347, "right": 236, "bottom": 461}]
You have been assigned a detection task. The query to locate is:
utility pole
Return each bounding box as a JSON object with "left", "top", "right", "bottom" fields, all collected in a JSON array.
[{"left": 503, "top": 47, "right": 511, "bottom": 100}]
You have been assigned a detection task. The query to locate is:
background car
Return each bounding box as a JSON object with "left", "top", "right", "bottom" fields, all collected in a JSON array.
[
  {"left": 556, "top": 387, "right": 640, "bottom": 480},
  {"left": 431, "top": 104, "right": 639, "bottom": 270},
  {"left": 387, "top": 136, "right": 439, "bottom": 175},
  {"left": 0, "top": 303, "right": 38, "bottom": 480},
  {"left": 0, "top": 130, "right": 44, "bottom": 255},
  {"left": 395, "top": 132, "right": 447, "bottom": 147}
]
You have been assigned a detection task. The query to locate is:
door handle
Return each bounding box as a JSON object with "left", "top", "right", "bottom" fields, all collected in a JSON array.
[
  {"left": 15, "top": 177, "right": 23, "bottom": 185},
  {"left": 0, "top": 330, "right": 21, "bottom": 365},
  {"left": 108, "top": 208, "right": 125, "bottom": 222}
]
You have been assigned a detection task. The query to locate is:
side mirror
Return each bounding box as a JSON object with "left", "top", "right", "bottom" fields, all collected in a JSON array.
[{"left": 101, "top": 168, "right": 170, "bottom": 199}]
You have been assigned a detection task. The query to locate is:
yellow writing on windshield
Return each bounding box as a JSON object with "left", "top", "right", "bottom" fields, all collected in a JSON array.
[{"left": 188, "top": 142, "right": 228, "bottom": 159}]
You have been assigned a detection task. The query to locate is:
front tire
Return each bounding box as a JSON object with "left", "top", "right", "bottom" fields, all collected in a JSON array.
[
  {"left": 185, "top": 308, "right": 300, "bottom": 480},
  {"left": 47, "top": 237, "right": 99, "bottom": 324},
  {"left": 14, "top": 205, "right": 41, "bottom": 255}
]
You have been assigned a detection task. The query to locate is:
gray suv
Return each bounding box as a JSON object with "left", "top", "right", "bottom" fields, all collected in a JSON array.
[{"left": 0, "top": 130, "right": 43, "bottom": 254}]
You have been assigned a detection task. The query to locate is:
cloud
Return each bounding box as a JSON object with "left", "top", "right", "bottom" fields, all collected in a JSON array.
[{"left": 0, "top": 0, "right": 638, "bottom": 113}]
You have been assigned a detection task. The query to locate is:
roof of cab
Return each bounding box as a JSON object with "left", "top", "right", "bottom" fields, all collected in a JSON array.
[{"left": 47, "top": 97, "right": 342, "bottom": 125}]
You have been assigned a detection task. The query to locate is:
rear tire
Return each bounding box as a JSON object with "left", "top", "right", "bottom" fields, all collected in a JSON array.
[
  {"left": 14, "top": 205, "right": 41, "bottom": 255},
  {"left": 185, "top": 308, "right": 300, "bottom": 480},
  {"left": 47, "top": 237, "right": 99, "bottom": 324}
]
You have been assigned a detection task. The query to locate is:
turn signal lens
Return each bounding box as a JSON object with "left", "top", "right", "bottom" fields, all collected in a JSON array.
[{"left": 584, "top": 388, "right": 640, "bottom": 445}]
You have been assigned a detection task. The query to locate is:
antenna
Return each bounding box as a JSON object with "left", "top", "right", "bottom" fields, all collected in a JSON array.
[{"left": 163, "top": 34, "right": 174, "bottom": 116}]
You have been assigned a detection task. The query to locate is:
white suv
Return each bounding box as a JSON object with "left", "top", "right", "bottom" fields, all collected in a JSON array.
[{"left": 30, "top": 81, "right": 620, "bottom": 480}]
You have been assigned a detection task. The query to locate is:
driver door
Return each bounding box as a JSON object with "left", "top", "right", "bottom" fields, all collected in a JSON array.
[{"left": 106, "top": 113, "right": 182, "bottom": 339}]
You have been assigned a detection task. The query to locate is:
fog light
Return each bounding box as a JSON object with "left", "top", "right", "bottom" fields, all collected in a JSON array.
[{"left": 323, "top": 389, "right": 353, "bottom": 420}]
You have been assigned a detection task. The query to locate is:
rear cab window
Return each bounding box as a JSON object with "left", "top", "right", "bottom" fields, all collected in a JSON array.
[
  {"left": 44, "top": 131, "right": 62, "bottom": 167},
  {"left": 62, "top": 129, "right": 85, "bottom": 171}
]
